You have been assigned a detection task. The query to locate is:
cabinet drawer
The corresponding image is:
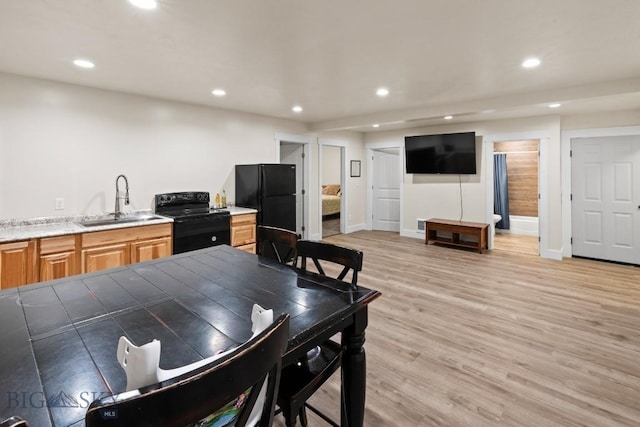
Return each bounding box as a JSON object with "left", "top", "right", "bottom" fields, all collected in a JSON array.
[
  {"left": 231, "top": 213, "right": 256, "bottom": 226},
  {"left": 40, "top": 235, "right": 77, "bottom": 254},
  {"left": 231, "top": 224, "right": 256, "bottom": 247},
  {"left": 82, "top": 223, "right": 172, "bottom": 248}
]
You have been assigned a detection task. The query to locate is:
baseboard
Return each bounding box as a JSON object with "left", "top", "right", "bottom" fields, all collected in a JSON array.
[
  {"left": 345, "top": 223, "right": 367, "bottom": 234},
  {"left": 541, "top": 248, "right": 563, "bottom": 261},
  {"left": 496, "top": 229, "right": 539, "bottom": 237},
  {"left": 309, "top": 233, "right": 322, "bottom": 241},
  {"left": 401, "top": 229, "right": 425, "bottom": 240}
]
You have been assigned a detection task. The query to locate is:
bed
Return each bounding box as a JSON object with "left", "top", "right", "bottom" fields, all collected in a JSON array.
[{"left": 322, "top": 184, "right": 341, "bottom": 217}]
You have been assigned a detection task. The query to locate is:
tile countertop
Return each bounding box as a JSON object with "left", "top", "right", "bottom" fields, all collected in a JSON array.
[
  {"left": 0, "top": 207, "right": 257, "bottom": 243},
  {"left": 0, "top": 212, "right": 173, "bottom": 243}
]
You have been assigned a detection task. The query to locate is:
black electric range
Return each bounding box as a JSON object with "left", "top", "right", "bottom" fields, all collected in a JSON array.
[{"left": 155, "top": 191, "right": 230, "bottom": 254}]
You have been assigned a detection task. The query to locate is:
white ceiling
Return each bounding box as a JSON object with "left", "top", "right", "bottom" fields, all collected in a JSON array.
[{"left": 1, "top": 0, "right": 640, "bottom": 132}]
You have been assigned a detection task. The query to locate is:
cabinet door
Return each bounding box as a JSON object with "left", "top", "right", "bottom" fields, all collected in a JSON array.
[
  {"left": 40, "top": 251, "right": 78, "bottom": 282},
  {"left": 130, "top": 237, "right": 172, "bottom": 264},
  {"left": 236, "top": 243, "right": 257, "bottom": 254},
  {"left": 0, "top": 240, "right": 37, "bottom": 289},
  {"left": 82, "top": 244, "right": 129, "bottom": 274},
  {"left": 231, "top": 224, "right": 256, "bottom": 247},
  {"left": 39, "top": 235, "right": 79, "bottom": 282},
  {"left": 231, "top": 214, "right": 257, "bottom": 247}
]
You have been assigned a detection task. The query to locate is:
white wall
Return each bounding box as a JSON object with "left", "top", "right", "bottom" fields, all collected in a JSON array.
[
  {"left": 4, "top": 72, "right": 635, "bottom": 250},
  {"left": 312, "top": 131, "right": 366, "bottom": 237},
  {"left": 366, "top": 110, "right": 640, "bottom": 256},
  {"left": 321, "top": 145, "right": 341, "bottom": 185},
  {"left": 366, "top": 116, "right": 563, "bottom": 252},
  {"left": 0, "top": 73, "right": 307, "bottom": 219},
  {"left": 562, "top": 109, "right": 640, "bottom": 130}
]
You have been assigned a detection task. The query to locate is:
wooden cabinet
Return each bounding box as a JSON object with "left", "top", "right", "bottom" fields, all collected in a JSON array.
[
  {"left": 231, "top": 213, "right": 256, "bottom": 254},
  {"left": 39, "top": 235, "right": 79, "bottom": 282},
  {"left": 0, "top": 222, "right": 172, "bottom": 288},
  {"left": 82, "top": 243, "right": 130, "bottom": 273},
  {"left": 0, "top": 240, "right": 37, "bottom": 289},
  {"left": 81, "top": 223, "right": 172, "bottom": 274},
  {"left": 130, "top": 236, "right": 172, "bottom": 264},
  {"left": 425, "top": 218, "right": 489, "bottom": 253}
]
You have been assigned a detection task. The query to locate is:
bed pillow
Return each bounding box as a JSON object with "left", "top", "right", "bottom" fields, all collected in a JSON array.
[{"left": 322, "top": 184, "right": 341, "bottom": 196}]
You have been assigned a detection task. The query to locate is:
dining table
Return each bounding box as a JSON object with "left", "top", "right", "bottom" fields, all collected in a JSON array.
[{"left": 0, "top": 244, "right": 381, "bottom": 427}]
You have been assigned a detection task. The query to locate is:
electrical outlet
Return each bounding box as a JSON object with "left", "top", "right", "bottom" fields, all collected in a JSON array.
[{"left": 55, "top": 198, "right": 64, "bottom": 210}]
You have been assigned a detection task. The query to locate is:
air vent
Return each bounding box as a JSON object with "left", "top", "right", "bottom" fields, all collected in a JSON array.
[{"left": 417, "top": 219, "right": 427, "bottom": 231}]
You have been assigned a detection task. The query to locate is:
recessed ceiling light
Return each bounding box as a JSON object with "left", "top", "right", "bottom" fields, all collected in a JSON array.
[
  {"left": 292, "top": 105, "right": 303, "bottom": 113},
  {"left": 376, "top": 87, "right": 389, "bottom": 97},
  {"left": 73, "top": 59, "right": 95, "bottom": 69},
  {"left": 129, "top": 0, "right": 157, "bottom": 10},
  {"left": 444, "top": 115, "right": 453, "bottom": 120},
  {"left": 548, "top": 103, "right": 561, "bottom": 108},
  {"left": 522, "top": 57, "right": 541, "bottom": 68},
  {"left": 211, "top": 89, "right": 226, "bottom": 97},
  {"left": 372, "top": 124, "right": 380, "bottom": 128}
]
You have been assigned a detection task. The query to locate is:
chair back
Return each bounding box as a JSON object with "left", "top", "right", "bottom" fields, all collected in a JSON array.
[
  {"left": 257, "top": 225, "right": 300, "bottom": 264},
  {"left": 296, "top": 240, "right": 363, "bottom": 288},
  {"left": 85, "top": 314, "right": 290, "bottom": 427}
]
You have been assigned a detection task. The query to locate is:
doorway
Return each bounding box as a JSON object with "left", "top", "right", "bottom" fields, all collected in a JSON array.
[
  {"left": 321, "top": 145, "right": 344, "bottom": 238},
  {"left": 371, "top": 148, "right": 401, "bottom": 232},
  {"left": 277, "top": 133, "right": 310, "bottom": 239},
  {"left": 492, "top": 139, "right": 540, "bottom": 255},
  {"left": 570, "top": 134, "right": 640, "bottom": 264},
  {"left": 484, "top": 132, "right": 549, "bottom": 257}
]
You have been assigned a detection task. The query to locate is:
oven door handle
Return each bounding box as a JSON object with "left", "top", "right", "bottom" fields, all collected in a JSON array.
[{"left": 173, "top": 216, "right": 229, "bottom": 225}]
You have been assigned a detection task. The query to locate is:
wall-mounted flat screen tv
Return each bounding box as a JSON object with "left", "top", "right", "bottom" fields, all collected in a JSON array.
[{"left": 404, "top": 131, "right": 477, "bottom": 174}]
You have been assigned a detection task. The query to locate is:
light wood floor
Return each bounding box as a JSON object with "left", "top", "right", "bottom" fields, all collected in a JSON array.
[
  {"left": 493, "top": 232, "right": 539, "bottom": 256},
  {"left": 322, "top": 215, "right": 341, "bottom": 238},
  {"left": 273, "top": 230, "right": 640, "bottom": 426}
]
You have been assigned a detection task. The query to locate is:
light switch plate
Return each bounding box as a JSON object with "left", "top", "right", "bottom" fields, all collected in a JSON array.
[{"left": 55, "top": 198, "right": 64, "bottom": 210}]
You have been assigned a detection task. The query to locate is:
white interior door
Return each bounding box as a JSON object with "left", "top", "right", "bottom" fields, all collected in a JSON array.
[
  {"left": 571, "top": 135, "right": 640, "bottom": 264},
  {"left": 280, "top": 142, "right": 305, "bottom": 237},
  {"left": 372, "top": 149, "right": 400, "bottom": 232}
]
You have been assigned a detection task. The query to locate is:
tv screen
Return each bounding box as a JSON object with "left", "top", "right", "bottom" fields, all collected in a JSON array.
[{"left": 404, "top": 131, "right": 477, "bottom": 174}]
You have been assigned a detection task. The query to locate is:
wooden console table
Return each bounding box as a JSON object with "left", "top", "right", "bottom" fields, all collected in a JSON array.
[{"left": 425, "top": 218, "right": 489, "bottom": 253}]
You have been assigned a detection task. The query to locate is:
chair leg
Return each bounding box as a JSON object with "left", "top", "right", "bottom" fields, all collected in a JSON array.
[
  {"left": 299, "top": 406, "right": 308, "bottom": 427},
  {"left": 283, "top": 407, "right": 298, "bottom": 427},
  {"left": 305, "top": 403, "right": 341, "bottom": 427},
  {"left": 284, "top": 413, "right": 297, "bottom": 427}
]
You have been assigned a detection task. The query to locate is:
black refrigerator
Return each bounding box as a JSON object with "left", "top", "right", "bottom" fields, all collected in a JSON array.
[{"left": 235, "top": 164, "right": 296, "bottom": 232}]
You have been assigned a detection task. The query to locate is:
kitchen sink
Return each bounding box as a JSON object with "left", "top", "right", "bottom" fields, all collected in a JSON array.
[{"left": 77, "top": 214, "right": 164, "bottom": 227}]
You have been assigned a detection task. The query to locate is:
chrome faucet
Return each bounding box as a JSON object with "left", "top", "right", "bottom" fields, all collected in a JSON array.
[{"left": 114, "top": 174, "right": 130, "bottom": 219}]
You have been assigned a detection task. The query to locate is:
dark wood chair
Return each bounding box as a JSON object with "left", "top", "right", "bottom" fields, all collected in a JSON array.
[
  {"left": 0, "top": 417, "right": 28, "bottom": 427},
  {"left": 278, "top": 240, "right": 363, "bottom": 427},
  {"left": 85, "top": 314, "right": 290, "bottom": 427},
  {"left": 296, "top": 240, "right": 362, "bottom": 289},
  {"left": 257, "top": 225, "right": 300, "bottom": 265}
]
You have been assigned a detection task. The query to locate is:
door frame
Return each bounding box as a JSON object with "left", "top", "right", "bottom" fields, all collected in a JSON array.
[
  {"left": 318, "top": 138, "right": 347, "bottom": 238},
  {"left": 561, "top": 125, "right": 640, "bottom": 258},
  {"left": 275, "top": 132, "right": 311, "bottom": 239},
  {"left": 366, "top": 141, "right": 404, "bottom": 232},
  {"left": 483, "top": 131, "right": 550, "bottom": 258}
]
